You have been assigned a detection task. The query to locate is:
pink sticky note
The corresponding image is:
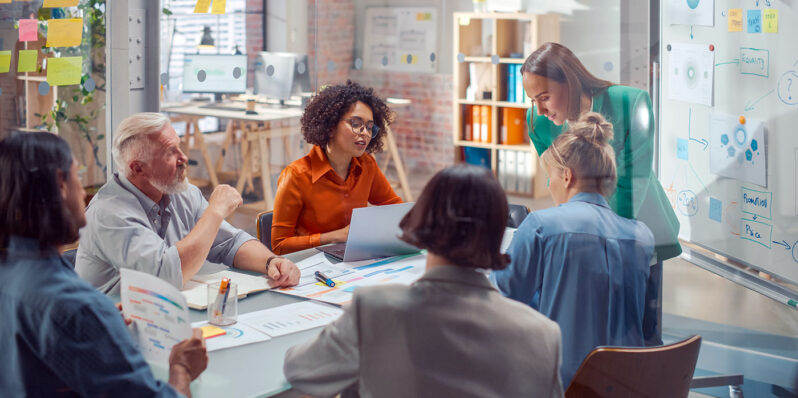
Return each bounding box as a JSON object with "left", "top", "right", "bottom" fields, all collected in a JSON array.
[{"left": 19, "top": 19, "right": 38, "bottom": 42}]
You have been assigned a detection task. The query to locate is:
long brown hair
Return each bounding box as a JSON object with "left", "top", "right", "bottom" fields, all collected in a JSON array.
[{"left": 521, "top": 42, "right": 614, "bottom": 121}]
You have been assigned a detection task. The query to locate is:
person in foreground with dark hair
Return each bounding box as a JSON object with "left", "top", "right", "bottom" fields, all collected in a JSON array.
[
  {"left": 283, "top": 164, "right": 563, "bottom": 398},
  {"left": 0, "top": 132, "right": 207, "bottom": 397},
  {"left": 271, "top": 80, "right": 402, "bottom": 254},
  {"left": 491, "top": 113, "right": 654, "bottom": 387}
]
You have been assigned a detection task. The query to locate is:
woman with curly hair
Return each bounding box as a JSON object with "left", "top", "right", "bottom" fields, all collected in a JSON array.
[{"left": 271, "top": 80, "right": 402, "bottom": 254}]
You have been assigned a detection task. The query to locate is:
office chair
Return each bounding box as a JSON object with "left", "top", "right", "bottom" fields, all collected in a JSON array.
[
  {"left": 566, "top": 335, "right": 702, "bottom": 398},
  {"left": 62, "top": 248, "right": 77, "bottom": 268},
  {"left": 256, "top": 210, "right": 274, "bottom": 250},
  {"left": 507, "top": 203, "right": 530, "bottom": 228}
]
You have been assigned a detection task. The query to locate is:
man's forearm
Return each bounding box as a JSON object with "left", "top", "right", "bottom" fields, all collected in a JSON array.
[
  {"left": 168, "top": 364, "right": 193, "bottom": 397},
  {"left": 176, "top": 210, "right": 225, "bottom": 284},
  {"left": 232, "top": 240, "right": 272, "bottom": 273}
]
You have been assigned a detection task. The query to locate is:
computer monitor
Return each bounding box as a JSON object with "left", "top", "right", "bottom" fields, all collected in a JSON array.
[
  {"left": 254, "top": 52, "right": 311, "bottom": 104},
  {"left": 182, "top": 54, "right": 248, "bottom": 98}
]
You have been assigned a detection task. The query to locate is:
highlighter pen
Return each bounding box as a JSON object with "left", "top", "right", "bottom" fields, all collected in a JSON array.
[
  {"left": 213, "top": 277, "right": 230, "bottom": 320},
  {"left": 315, "top": 271, "right": 336, "bottom": 287},
  {"left": 219, "top": 277, "right": 232, "bottom": 317}
]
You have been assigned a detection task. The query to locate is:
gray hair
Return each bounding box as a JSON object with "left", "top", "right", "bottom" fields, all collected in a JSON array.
[{"left": 112, "top": 113, "right": 171, "bottom": 177}]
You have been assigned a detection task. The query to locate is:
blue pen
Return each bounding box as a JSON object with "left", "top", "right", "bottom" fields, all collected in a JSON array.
[
  {"left": 315, "top": 271, "right": 336, "bottom": 287},
  {"left": 219, "top": 278, "right": 231, "bottom": 317}
]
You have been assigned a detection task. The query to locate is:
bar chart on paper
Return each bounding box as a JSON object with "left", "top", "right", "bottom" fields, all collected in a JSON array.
[{"left": 238, "top": 301, "right": 344, "bottom": 337}]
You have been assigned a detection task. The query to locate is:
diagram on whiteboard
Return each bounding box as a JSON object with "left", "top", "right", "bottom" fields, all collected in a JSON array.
[
  {"left": 668, "top": 43, "right": 714, "bottom": 106},
  {"left": 668, "top": 0, "right": 714, "bottom": 26},
  {"left": 363, "top": 7, "right": 437, "bottom": 72},
  {"left": 709, "top": 113, "right": 767, "bottom": 187}
]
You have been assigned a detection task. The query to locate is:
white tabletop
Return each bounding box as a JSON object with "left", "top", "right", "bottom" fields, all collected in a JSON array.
[{"left": 162, "top": 102, "right": 303, "bottom": 122}]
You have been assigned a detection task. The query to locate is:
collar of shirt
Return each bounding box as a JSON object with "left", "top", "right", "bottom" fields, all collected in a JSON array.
[
  {"left": 568, "top": 192, "right": 611, "bottom": 209},
  {"left": 309, "top": 145, "right": 363, "bottom": 184},
  {"left": 5, "top": 235, "right": 65, "bottom": 266},
  {"left": 116, "top": 173, "right": 172, "bottom": 219},
  {"left": 417, "top": 264, "right": 496, "bottom": 291}
]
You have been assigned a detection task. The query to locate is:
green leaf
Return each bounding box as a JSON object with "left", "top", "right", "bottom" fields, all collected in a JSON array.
[
  {"left": 162, "top": 7, "right": 173, "bottom": 16},
  {"left": 96, "top": 134, "right": 105, "bottom": 140}
]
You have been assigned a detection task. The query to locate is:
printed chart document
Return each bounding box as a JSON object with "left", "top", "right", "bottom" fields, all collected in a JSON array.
[
  {"left": 181, "top": 270, "right": 273, "bottom": 310},
  {"left": 190, "top": 321, "right": 271, "bottom": 352},
  {"left": 239, "top": 301, "right": 344, "bottom": 337},
  {"left": 277, "top": 253, "right": 427, "bottom": 305},
  {"left": 668, "top": 43, "right": 714, "bottom": 106},
  {"left": 120, "top": 269, "right": 192, "bottom": 364}
]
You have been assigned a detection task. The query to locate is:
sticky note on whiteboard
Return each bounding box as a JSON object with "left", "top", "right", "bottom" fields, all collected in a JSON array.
[
  {"left": 46, "top": 19, "right": 83, "bottom": 47},
  {"left": 19, "top": 19, "right": 38, "bottom": 42},
  {"left": 763, "top": 9, "right": 778, "bottom": 33},
  {"left": 17, "top": 50, "right": 38, "bottom": 73},
  {"left": 747, "top": 9, "right": 762, "bottom": 33},
  {"left": 709, "top": 197, "right": 722, "bottom": 222},
  {"left": 43, "top": 0, "right": 79, "bottom": 7},
  {"left": 728, "top": 9, "right": 743, "bottom": 32},
  {"left": 46, "top": 56, "right": 82, "bottom": 86},
  {"left": 677, "top": 138, "right": 689, "bottom": 160}
]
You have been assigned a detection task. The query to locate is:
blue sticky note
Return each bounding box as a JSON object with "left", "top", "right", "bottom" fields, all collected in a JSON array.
[
  {"left": 709, "top": 197, "right": 722, "bottom": 222},
  {"left": 747, "top": 9, "right": 762, "bottom": 33},
  {"left": 677, "top": 138, "right": 688, "bottom": 160}
]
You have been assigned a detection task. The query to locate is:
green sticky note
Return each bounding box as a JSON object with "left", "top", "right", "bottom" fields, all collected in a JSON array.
[
  {"left": 47, "top": 56, "right": 82, "bottom": 86},
  {"left": 17, "top": 50, "right": 38, "bottom": 73},
  {"left": 763, "top": 9, "right": 778, "bottom": 33},
  {"left": 0, "top": 51, "right": 11, "bottom": 73}
]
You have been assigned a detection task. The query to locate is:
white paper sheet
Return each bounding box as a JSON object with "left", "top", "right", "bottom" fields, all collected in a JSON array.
[
  {"left": 120, "top": 269, "right": 192, "bottom": 364},
  {"left": 709, "top": 113, "right": 767, "bottom": 187},
  {"left": 668, "top": 0, "right": 714, "bottom": 26},
  {"left": 239, "top": 301, "right": 344, "bottom": 337},
  {"left": 181, "top": 270, "right": 272, "bottom": 310},
  {"left": 668, "top": 43, "right": 715, "bottom": 106},
  {"left": 190, "top": 321, "right": 272, "bottom": 352}
]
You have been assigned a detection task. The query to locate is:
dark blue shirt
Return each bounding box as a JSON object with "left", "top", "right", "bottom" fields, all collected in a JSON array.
[
  {"left": 0, "top": 236, "right": 180, "bottom": 397},
  {"left": 490, "top": 193, "right": 655, "bottom": 387}
]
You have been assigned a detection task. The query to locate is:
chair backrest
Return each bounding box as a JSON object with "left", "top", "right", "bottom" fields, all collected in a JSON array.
[
  {"left": 566, "top": 335, "right": 702, "bottom": 398},
  {"left": 256, "top": 211, "right": 274, "bottom": 250},
  {"left": 62, "top": 248, "right": 77, "bottom": 268},
  {"left": 507, "top": 203, "right": 530, "bottom": 228}
]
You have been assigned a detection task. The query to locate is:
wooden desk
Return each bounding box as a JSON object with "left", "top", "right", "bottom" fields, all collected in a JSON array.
[{"left": 162, "top": 103, "right": 303, "bottom": 210}]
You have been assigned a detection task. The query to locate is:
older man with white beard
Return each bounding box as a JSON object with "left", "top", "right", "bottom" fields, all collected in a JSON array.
[{"left": 76, "top": 113, "right": 300, "bottom": 295}]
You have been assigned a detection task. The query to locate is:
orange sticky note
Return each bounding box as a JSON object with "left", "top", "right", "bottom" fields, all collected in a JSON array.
[
  {"left": 19, "top": 19, "right": 38, "bottom": 42},
  {"left": 211, "top": 0, "right": 226, "bottom": 14},
  {"left": 17, "top": 50, "right": 37, "bottom": 73},
  {"left": 43, "top": 0, "right": 79, "bottom": 6},
  {"left": 46, "top": 18, "right": 83, "bottom": 47},
  {"left": 0, "top": 0, "right": 12, "bottom": 4},
  {"left": 46, "top": 56, "right": 82, "bottom": 86},
  {"left": 194, "top": 0, "right": 211, "bottom": 13},
  {"left": 728, "top": 8, "right": 742, "bottom": 32},
  {"left": 0, "top": 52, "right": 10, "bottom": 73},
  {"left": 200, "top": 325, "right": 226, "bottom": 339}
]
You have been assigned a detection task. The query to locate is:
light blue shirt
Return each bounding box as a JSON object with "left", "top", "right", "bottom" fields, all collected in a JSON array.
[
  {"left": 76, "top": 173, "right": 254, "bottom": 295},
  {"left": 0, "top": 236, "right": 179, "bottom": 397},
  {"left": 491, "top": 192, "right": 654, "bottom": 387}
]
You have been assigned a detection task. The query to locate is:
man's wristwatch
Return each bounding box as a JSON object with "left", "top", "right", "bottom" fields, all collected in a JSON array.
[{"left": 265, "top": 255, "right": 283, "bottom": 274}]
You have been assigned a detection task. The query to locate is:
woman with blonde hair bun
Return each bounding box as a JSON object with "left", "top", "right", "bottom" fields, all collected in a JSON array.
[{"left": 491, "top": 112, "right": 655, "bottom": 387}]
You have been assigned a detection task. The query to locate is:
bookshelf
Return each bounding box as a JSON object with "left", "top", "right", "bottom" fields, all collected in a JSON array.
[{"left": 452, "top": 12, "right": 559, "bottom": 197}]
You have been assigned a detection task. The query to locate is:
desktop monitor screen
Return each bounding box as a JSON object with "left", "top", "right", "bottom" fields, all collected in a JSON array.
[
  {"left": 254, "top": 52, "right": 311, "bottom": 101},
  {"left": 182, "top": 54, "right": 248, "bottom": 94}
]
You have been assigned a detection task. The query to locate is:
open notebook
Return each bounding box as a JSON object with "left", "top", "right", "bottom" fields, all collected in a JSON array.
[{"left": 181, "top": 271, "right": 272, "bottom": 310}]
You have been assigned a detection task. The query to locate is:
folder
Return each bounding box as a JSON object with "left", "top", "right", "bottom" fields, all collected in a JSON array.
[
  {"left": 471, "top": 105, "right": 481, "bottom": 142},
  {"left": 464, "top": 105, "right": 473, "bottom": 141},
  {"left": 504, "top": 107, "right": 526, "bottom": 145},
  {"left": 516, "top": 151, "right": 528, "bottom": 193},
  {"left": 506, "top": 150, "right": 517, "bottom": 192},
  {"left": 507, "top": 64, "right": 516, "bottom": 102},
  {"left": 515, "top": 65, "right": 524, "bottom": 103},
  {"left": 480, "top": 105, "right": 491, "bottom": 143}
]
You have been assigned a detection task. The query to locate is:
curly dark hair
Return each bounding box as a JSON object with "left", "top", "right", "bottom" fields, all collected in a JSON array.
[{"left": 300, "top": 80, "right": 393, "bottom": 154}]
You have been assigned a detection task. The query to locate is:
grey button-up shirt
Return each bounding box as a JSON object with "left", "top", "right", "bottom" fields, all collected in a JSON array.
[{"left": 76, "top": 173, "right": 254, "bottom": 295}]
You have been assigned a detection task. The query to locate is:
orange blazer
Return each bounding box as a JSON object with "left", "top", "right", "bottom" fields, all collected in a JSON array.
[{"left": 271, "top": 145, "right": 402, "bottom": 254}]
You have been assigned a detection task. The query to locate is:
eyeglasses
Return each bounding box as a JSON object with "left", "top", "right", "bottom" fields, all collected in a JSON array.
[{"left": 346, "top": 116, "right": 379, "bottom": 139}]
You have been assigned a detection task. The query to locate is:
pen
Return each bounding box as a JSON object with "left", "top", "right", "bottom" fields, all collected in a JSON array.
[
  {"left": 220, "top": 277, "right": 232, "bottom": 317},
  {"left": 315, "top": 271, "right": 336, "bottom": 287}
]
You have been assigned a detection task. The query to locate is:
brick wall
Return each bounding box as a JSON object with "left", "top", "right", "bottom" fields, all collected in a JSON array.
[
  {"left": 0, "top": 2, "right": 36, "bottom": 140},
  {"left": 307, "top": 0, "right": 354, "bottom": 88}
]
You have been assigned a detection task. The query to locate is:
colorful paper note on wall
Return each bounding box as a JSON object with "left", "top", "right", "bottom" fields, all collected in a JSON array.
[
  {"left": 677, "top": 138, "right": 689, "bottom": 160},
  {"left": 19, "top": 19, "right": 38, "bottom": 42},
  {"left": 211, "top": 0, "right": 226, "bottom": 14},
  {"left": 0, "top": 51, "right": 11, "bottom": 73},
  {"left": 728, "top": 9, "right": 742, "bottom": 32},
  {"left": 194, "top": 0, "right": 211, "bottom": 13},
  {"left": 747, "top": 9, "right": 762, "bottom": 33},
  {"left": 43, "top": 0, "right": 79, "bottom": 6},
  {"left": 46, "top": 18, "right": 82, "bottom": 47},
  {"left": 763, "top": 9, "right": 778, "bottom": 33},
  {"left": 47, "top": 56, "right": 82, "bottom": 86},
  {"left": 0, "top": 0, "right": 12, "bottom": 4},
  {"left": 17, "top": 50, "right": 37, "bottom": 73}
]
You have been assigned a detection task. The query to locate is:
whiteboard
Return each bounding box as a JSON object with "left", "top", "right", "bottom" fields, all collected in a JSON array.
[
  {"left": 362, "top": 7, "right": 437, "bottom": 72},
  {"left": 659, "top": 0, "right": 798, "bottom": 287}
]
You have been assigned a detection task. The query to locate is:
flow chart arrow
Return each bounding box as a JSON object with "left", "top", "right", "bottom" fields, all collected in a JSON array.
[
  {"left": 687, "top": 107, "right": 708, "bottom": 150},
  {"left": 773, "top": 240, "right": 791, "bottom": 250},
  {"left": 745, "top": 89, "right": 775, "bottom": 111},
  {"left": 715, "top": 59, "right": 739, "bottom": 67},
  {"left": 690, "top": 26, "right": 694, "bottom": 39}
]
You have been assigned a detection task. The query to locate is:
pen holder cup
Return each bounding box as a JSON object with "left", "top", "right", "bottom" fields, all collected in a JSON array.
[{"left": 207, "top": 281, "right": 238, "bottom": 326}]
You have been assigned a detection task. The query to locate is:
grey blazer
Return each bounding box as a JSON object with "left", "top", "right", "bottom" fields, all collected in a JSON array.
[{"left": 284, "top": 265, "right": 563, "bottom": 398}]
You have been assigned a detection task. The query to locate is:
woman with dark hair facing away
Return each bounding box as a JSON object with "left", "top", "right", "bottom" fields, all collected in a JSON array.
[
  {"left": 0, "top": 133, "right": 207, "bottom": 397},
  {"left": 284, "top": 164, "right": 563, "bottom": 397},
  {"left": 271, "top": 80, "right": 402, "bottom": 254},
  {"left": 522, "top": 42, "right": 679, "bottom": 345},
  {"left": 491, "top": 113, "right": 655, "bottom": 387}
]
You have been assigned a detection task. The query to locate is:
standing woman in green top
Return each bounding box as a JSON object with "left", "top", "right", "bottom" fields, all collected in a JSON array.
[{"left": 521, "top": 42, "right": 680, "bottom": 345}]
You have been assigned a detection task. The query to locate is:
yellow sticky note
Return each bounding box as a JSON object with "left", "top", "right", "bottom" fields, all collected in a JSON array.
[
  {"left": 47, "top": 56, "right": 82, "bottom": 86},
  {"left": 194, "top": 0, "right": 211, "bottom": 13},
  {"left": 0, "top": 0, "right": 12, "bottom": 4},
  {"left": 211, "top": 0, "right": 226, "bottom": 14},
  {"left": 43, "top": 0, "right": 78, "bottom": 6},
  {"left": 17, "top": 50, "right": 37, "bottom": 73},
  {"left": 728, "top": 9, "right": 743, "bottom": 32},
  {"left": 0, "top": 51, "right": 10, "bottom": 73},
  {"left": 764, "top": 9, "right": 778, "bottom": 33},
  {"left": 200, "top": 325, "right": 227, "bottom": 339},
  {"left": 46, "top": 18, "right": 83, "bottom": 47}
]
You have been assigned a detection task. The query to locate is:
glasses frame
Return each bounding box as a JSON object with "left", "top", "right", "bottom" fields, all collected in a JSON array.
[{"left": 346, "top": 116, "right": 380, "bottom": 139}]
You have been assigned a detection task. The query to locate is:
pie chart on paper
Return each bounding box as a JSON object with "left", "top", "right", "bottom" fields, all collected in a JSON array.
[{"left": 686, "top": 0, "right": 700, "bottom": 9}]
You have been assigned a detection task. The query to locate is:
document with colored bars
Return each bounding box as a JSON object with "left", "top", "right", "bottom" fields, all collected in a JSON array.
[{"left": 277, "top": 251, "right": 427, "bottom": 305}]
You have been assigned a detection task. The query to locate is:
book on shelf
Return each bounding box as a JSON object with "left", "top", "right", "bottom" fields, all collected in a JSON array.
[
  {"left": 480, "top": 105, "right": 491, "bottom": 143},
  {"left": 501, "top": 107, "right": 526, "bottom": 145},
  {"left": 471, "top": 105, "right": 480, "bottom": 142},
  {"left": 463, "top": 105, "right": 473, "bottom": 141},
  {"left": 507, "top": 64, "right": 516, "bottom": 103}
]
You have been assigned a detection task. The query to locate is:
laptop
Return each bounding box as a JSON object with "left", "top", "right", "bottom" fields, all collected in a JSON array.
[{"left": 317, "top": 203, "right": 420, "bottom": 262}]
